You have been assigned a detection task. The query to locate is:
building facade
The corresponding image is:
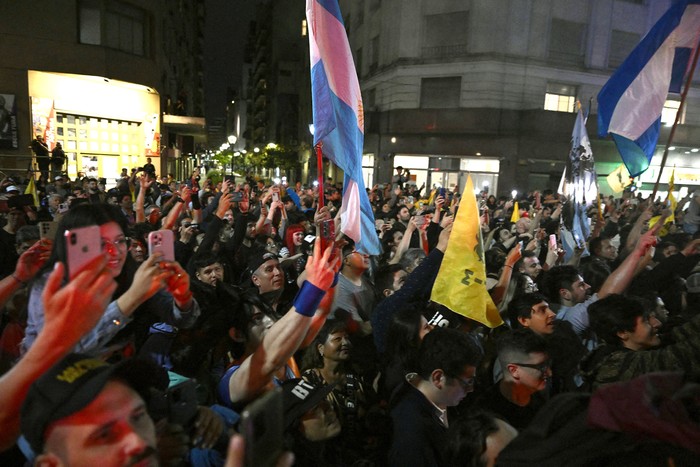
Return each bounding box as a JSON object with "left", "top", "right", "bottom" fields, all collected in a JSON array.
[
  {"left": 339, "top": 0, "right": 700, "bottom": 197},
  {"left": 0, "top": 0, "right": 206, "bottom": 185}
]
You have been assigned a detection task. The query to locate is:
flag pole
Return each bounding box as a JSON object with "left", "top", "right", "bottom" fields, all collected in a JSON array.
[
  {"left": 315, "top": 142, "right": 325, "bottom": 209},
  {"left": 651, "top": 43, "right": 700, "bottom": 201}
]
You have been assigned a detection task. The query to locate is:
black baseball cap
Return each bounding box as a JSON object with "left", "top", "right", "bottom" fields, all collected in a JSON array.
[
  {"left": 281, "top": 378, "right": 334, "bottom": 430},
  {"left": 247, "top": 250, "right": 278, "bottom": 276},
  {"left": 20, "top": 354, "right": 167, "bottom": 453}
]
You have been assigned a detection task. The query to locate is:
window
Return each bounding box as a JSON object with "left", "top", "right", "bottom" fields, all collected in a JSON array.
[
  {"left": 608, "top": 30, "right": 640, "bottom": 68},
  {"left": 355, "top": 0, "right": 364, "bottom": 28},
  {"left": 301, "top": 19, "right": 307, "bottom": 37},
  {"left": 420, "top": 77, "right": 461, "bottom": 109},
  {"left": 364, "top": 87, "right": 376, "bottom": 110},
  {"left": 423, "top": 11, "right": 469, "bottom": 58},
  {"left": 355, "top": 47, "right": 363, "bottom": 77},
  {"left": 544, "top": 83, "right": 576, "bottom": 112},
  {"left": 79, "top": 0, "right": 150, "bottom": 57},
  {"left": 369, "top": 36, "right": 380, "bottom": 72},
  {"left": 661, "top": 100, "right": 682, "bottom": 125},
  {"left": 549, "top": 19, "right": 586, "bottom": 66}
]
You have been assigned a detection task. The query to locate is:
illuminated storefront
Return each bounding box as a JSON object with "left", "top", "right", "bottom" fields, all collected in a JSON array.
[{"left": 28, "top": 71, "right": 160, "bottom": 183}]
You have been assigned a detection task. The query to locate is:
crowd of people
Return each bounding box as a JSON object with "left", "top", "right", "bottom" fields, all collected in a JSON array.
[{"left": 0, "top": 162, "right": 699, "bottom": 466}]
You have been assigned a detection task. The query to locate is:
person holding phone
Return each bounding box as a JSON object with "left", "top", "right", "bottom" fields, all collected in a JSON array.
[
  {"left": 21, "top": 203, "right": 200, "bottom": 358},
  {"left": 218, "top": 239, "right": 341, "bottom": 409}
]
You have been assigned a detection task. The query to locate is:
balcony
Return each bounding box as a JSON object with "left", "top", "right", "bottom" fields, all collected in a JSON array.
[{"left": 421, "top": 44, "right": 469, "bottom": 59}]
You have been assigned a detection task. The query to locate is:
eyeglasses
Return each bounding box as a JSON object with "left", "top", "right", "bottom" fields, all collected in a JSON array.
[
  {"left": 452, "top": 376, "right": 476, "bottom": 391},
  {"left": 513, "top": 360, "right": 551, "bottom": 374},
  {"left": 101, "top": 237, "right": 130, "bottom": 251}
]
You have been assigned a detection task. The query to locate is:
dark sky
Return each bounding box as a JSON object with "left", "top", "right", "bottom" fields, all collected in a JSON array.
[{"left": 203, "top": 0, "right": 258, "bottom": 122}]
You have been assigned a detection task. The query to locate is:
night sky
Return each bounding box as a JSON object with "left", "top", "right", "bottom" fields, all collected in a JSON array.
[{"left": 203, "top": 0, "right": 259, "bottom": 123}]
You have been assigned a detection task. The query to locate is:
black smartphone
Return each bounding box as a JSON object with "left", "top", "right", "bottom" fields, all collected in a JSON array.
[
  {"left": 319, "top": 218, "right": 335, "bottom": 258},
  {"left": 230, "top": 191, "right": 244, "bottom": 202},
  {"left": 240, "top": 388, "right": 283, "bottom": 467}
]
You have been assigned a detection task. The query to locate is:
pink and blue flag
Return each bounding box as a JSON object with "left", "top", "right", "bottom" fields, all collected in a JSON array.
[
  {"left": 598, "top": 0, "right": 700, "bottom": 177},
  {"left": 306, "top": 0, "right": 381, "bottom": 255}
]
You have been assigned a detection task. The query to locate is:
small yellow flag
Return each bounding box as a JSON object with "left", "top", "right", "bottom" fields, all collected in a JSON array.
[
  {"left": 430, "top": 175, "right": 502, "bottom": 328},
  {"left": 510, "top": 201, "right": 520, "bottom": 223},
  {"left": 25, "top": 176, "right": 40, "bottom": 207}
]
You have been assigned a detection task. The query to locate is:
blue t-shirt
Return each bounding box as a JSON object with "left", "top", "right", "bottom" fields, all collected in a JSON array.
[{"left": 217, "top": 364, "right": 296, "bottom": 408}]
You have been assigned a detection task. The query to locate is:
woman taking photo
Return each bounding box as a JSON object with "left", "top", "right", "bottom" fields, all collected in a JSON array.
[{"left": 21, "top": 203, "right": 199, "bottom": 358}]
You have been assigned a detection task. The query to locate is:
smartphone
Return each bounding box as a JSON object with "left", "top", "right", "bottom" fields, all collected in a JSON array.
[
  {"left": 272, "top": 192, "right": 280, "bottom": 203},
  {"left": 240, "top": 387, "right": 283, "bottom": 467},
  {"left": 231, "top": 191, "right": 243, "bottom": 202},
  {"left": 414, "top": 215, "right": 425, "bottom": 227},
  {"left": 549, "top": 234, "right": 557, "bottom": 251},
  {"left": 319, "top": 219, "right": 335, "bottom": 256},
  {"left": 438, "top": 188, "right": 446, "bottom": 199},
  {"left": 65, "top": 225, "right": 102, "bottom": 280},
  {"left": 148, "top": 230, "right": 175, "bottom": 262},
  {"left": 39, "top": 221, "right": 58, "bottom": 240}
]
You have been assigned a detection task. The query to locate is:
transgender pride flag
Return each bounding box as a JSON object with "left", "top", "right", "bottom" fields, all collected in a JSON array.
[{"left": 306, "top": 0, "right": 381, "bottom": 255}]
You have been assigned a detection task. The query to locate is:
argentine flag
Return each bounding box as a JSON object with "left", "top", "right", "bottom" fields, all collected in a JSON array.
[
  {"left": 598, "top": 0, "right": 700, "bottom": 177},
  {"left": 306, "top": 0, "right": 381, "bottom": 255}
]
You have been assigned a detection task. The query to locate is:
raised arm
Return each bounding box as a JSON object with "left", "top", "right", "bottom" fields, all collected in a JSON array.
[
  {"left": 389, "top": 217, "right": 417, "bottom": 264},
  {"left": 135, "top": 173, "right": 152, "bottom": 223},
  {"left": 598, "top": 219, "right": 662, "bottom": 299},
  {"left": 227, "top": 240, "right": 341, "bottom": 404},
  {"left": 0, "top": 240, "right": 51, "bottom": 308},
  {"left": 0, "top": 258, "right": 116, "bottom": 450},
  {"left": 490, "top": 243, "right": 521, "bottom": 307}
]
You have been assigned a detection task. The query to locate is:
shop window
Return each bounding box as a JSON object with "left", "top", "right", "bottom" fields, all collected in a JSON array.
[{"left": 420, "top": 77, "right": 461, "bottom": 109}]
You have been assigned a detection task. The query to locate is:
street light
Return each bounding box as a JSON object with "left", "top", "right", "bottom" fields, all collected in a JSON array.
[{"left": 228, "top": 135, "right": 237, "bottom": 146}]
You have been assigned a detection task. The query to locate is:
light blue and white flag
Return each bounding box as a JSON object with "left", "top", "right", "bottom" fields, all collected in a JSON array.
[
  {"left": 306, "top": 0, "right": 381, "bottom": 254},
  {"left": 598, "top": 0, "right": 700, "bottom": 177}
]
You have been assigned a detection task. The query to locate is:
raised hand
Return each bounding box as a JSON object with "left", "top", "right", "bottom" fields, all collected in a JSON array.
[
  {"left": 42, "top": 257, "right": 117, "bottom": 346},
  {"left": 14, "top": 240, "right": 52, "bottom": 283},
  {"left": 305, "top": 238, "right": 342, "bottom": 290}
]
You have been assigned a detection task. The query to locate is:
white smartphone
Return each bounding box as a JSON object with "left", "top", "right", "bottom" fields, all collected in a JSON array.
[
  {"left": 65, "top": 225, "right": 102, "bottom": 280},
  {"left": 39, "top": 221, "right": 58, "bottom": 241},
  {"left": 148, "top": 230, "right": 175, "bottom": 262}
]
